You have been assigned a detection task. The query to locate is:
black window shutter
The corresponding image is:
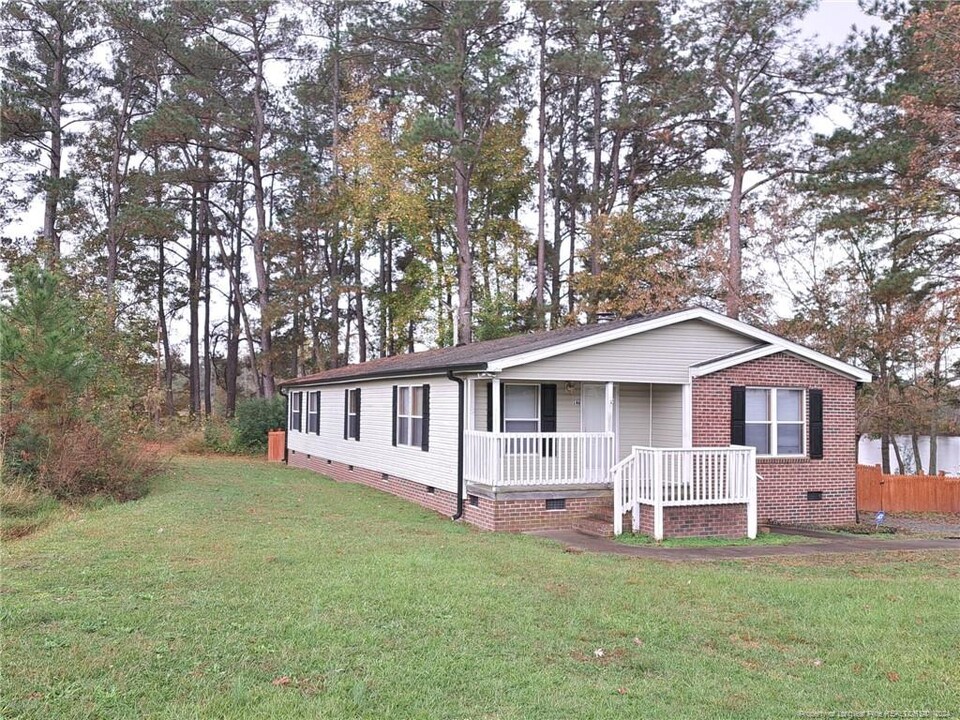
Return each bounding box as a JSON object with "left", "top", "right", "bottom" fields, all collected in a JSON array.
[
  {"left": 540, "top": 384, "right": 557, "bottom": 457},
  {"left": 315, "top": 391, "right": 321, "bottom": 435},
  {"left": 392, "top": 385, "right": 398, "bottom": 446},
  {"left": 299, "top": 392, "right": 305, "bottom": 433},
  {"left": 809, "top": 389, "right": 824, "bottom": 459},
  {"left": 421, "top": 384, "right": 430, "bottom": 452},
  {"left": 354, "top": 389, "right": 361, "bottom": 441},
  {"left": 343, "top": 388, "right": 349, "bottom": 439},
  {"left": 731, "top": 386, "right": 746, "bottom": 446},
  {"left": 486, "top": 382, "right": 493, "bottom": 432}
]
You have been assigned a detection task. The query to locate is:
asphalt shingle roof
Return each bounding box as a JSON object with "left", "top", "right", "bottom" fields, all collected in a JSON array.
[{"left": 279, "top": 308, "right": 689, "bottom": 387}]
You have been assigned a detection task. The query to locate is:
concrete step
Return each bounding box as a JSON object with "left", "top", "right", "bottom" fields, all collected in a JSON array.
[{"left": 572, "top": 515, "right": 615, "bottom": 538}]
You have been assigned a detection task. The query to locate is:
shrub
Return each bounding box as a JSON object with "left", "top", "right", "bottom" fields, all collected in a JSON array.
[
  {"left": 203, "top": 418, "right": 234, "bottom": 454},
  {"left": 233, "top": 396, "right": 287, "bottom": 453},
  {"left": 0, "top": 262, "right": 157, "bottom": 501}
]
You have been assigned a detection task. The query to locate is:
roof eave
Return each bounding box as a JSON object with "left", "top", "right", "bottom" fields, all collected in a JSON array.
[{"left": 278, "top": 361, "right": 488, "bottom": 388}]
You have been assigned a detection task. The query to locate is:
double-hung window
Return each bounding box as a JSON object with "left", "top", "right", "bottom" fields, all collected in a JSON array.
[
  {"left": 745, "top": 388, "right": 804, "bottom": 456},
  {"left": 307, "top": 391, "right": 319, "bottom": 433},
  {"left": 346, "top": 388, "right": 360, "bottom": 440},
  {"left": 504, "top": 384, "right": 539, "bottom": 454},
  {"left": 396, "top": 385, "right": 424, "bottom": 447},
  {"left": 290, "top": 391, "right": 302, "bottom": 432}
]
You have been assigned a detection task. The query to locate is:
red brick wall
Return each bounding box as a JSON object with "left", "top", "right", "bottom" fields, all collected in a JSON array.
[
  {"left": 624, "top": 504, "right": 746, "bottom": 538},
  {"left": 481, "top": 495, "right": 612, "bottom": 533},
  {"left": 692, "top": 352, "right": 858, "bottom": 526},
  {"left": 288, "top": 450, "right": 610, "bottom": 533}
]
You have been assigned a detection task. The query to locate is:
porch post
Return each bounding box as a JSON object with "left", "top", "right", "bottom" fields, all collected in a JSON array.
[
  {"left": 492, "top": 376, "right": 502, "bottom": 487},
  {"left": 653, "top": 449, "right": 664, "bottom": 540},
  {"left": 492, "top": 377, "right": 501, "bottom": 432},
  {"left": 747, "top": 447, "right": 758, "bottom": 539},
  {"left": 681, "top": 383, "right": 693, "bottom": 448},
  {"left": 465, "top": 378, "right": 475, "bottom": 431},
  {"left": 604, "top": 381, "right": 615, "bottom": 432}
]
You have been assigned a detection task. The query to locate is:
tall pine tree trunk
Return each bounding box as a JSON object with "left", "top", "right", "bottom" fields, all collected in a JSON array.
[
  {"left": 535, "top": 15, "right": 548, "bottom": 327},
  {"left": 726, "top": 84, "right": 745, "bottom": 319},
  {"left": 43, "top": 22, "right": 65, "bottom": 265},
  {"left": 454, "top": 33, "right": 473, "bottom": 345}
]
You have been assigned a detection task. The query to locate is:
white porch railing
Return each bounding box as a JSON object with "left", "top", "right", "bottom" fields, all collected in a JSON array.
[
  {"left": 612, "top": 446, "right": 757, "bottom": 539},
  {"left": 464, "top": 430, "right": 616, "bottom": 487}
]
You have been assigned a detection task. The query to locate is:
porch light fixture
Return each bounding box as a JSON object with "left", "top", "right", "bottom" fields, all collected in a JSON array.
[{"left": 565, "top": 382, "right": 577, "bottom": 394}]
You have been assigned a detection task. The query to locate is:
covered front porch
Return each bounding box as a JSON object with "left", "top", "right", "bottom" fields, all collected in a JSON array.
[{"left": 460, "top": 376, "right": 757, "bottom": 539}]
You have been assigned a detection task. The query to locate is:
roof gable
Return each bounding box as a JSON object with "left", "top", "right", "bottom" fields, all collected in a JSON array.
[{"left": 279, "top": 307, "right": 871, "bottom": 387}]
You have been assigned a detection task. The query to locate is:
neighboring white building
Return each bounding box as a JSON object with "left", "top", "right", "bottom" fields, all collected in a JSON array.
[{"left": 858, "top": 436, "right": 960, "bottom": 477}]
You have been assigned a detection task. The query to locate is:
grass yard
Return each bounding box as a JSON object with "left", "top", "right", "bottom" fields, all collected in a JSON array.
[
  {"left": 3, "top": 457, "right": 959, "bottom": 719},
  {"left": 614, "top": 531, "right": 825, "bottom": 548}
]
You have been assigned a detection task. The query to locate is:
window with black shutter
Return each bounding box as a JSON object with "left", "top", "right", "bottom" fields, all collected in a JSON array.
[
  {"left": 291, "top": 391, "right": 302, "bottom": 432},
  {"left": 395, "top": 384, "right": 429, "bottom": 450},
  {"left": 347, "top": 388, "right": 361, "bottom": 441},
  {"left": 307, "top": 391, "right": 319, "bottom": 433},
  {"left": 738, "top": 386, "right": 806, "bottom": 457}
]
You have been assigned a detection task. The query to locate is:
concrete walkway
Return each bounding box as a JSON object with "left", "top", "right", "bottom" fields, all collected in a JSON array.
[{"left": 531, "top": 529, "right": 960, "bottom": 561}]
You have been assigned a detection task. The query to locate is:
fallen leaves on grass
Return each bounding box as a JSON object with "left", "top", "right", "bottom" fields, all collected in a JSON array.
[
  {"left": 886, "top": 671, "right": 900, "bottom": 682},
  {"left": 272, "top": 676, "right": 291, "bottom": 687}
]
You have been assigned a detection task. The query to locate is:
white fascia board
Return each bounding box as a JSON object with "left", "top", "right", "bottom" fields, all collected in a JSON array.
[
  {"left": 693, "top": 313, "right": 873, "bottom": 382},
  {"left": 689, "top": 345, "right": 784, "bottom": 378},
  {"left": 486, "top": 306, "right": 872, "bottom": 383}
]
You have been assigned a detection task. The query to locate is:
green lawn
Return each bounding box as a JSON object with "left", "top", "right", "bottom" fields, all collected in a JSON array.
[
  {"left": 614, "top": 531, "right": 825, "bottom": 548},
  {"left": 3, "top": 457, "right": 958, "bottom": 719}
]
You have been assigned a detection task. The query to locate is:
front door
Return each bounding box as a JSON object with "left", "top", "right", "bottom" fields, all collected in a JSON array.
[{"left": 581, "top": 383, "right": 615, "bottom": 480}]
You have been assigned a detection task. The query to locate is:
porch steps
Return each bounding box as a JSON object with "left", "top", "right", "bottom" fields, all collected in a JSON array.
[{"left": 572, "top": 513, "right": 615, "bottom": 538}]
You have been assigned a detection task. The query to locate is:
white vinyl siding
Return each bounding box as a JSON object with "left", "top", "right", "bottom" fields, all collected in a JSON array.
[
  {"left": 651, "top": 385, "right": 683, "bottom": 447},
  {"left": 287, "top": 376, "right": 459, "bottom": 493},
  {"left": 499, "top": 320, "right": 760, "bottom": 384}
]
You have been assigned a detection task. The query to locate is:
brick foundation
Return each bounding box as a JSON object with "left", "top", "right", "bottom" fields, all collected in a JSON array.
[
  {"left": 623, "top": 503, "right": 747, "bottom": 539},
  {"left": 693, "top": 352, "right": 858, "bottom": 526},
  {"left": 288, "top": 450, "right": 610, "bottom": 533}
]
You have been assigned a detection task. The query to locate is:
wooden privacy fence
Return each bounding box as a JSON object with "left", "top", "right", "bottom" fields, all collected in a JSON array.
[
  {"left": 267, "top": 430, "right": 285, "bottom": 462},
  {"left": 857, "top": 464, "right": 960, "bottom": 513}
]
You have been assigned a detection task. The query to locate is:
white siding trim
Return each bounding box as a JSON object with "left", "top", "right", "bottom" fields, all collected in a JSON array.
[
  {"left": 689, "top": 344, "right": 782, "bottom": 378},
  {"left": 682, "top": 383, "right": 692, "bottom": 448}
]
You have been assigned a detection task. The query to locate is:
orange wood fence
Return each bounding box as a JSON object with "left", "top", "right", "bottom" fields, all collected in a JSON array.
[
  {"left": 857, "top": 464, "right": 960, "bottom": 513},
  {"left": 267, "top": 430, "right": 286, "bottom": 462}
]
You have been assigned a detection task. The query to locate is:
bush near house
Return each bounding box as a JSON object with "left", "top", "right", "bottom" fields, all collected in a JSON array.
[{"left": 232, "top": 396, "right": 287, "bottom": 453}]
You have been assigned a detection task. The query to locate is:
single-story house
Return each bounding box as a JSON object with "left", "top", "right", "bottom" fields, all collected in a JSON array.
[{"left": 279, "top": 307, "right": 871, "bottom": 539}]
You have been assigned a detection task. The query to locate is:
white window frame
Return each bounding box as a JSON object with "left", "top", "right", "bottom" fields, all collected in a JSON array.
[
  {"left": 745, "top": 387, "right": 806, "bottom": 458},
  {"left": 290, "top": 391, "right": 302, "bottom": 432},
  {"left": 307, "top": 391, "right": 319, "bottom": 433},
  {"left": 347, "top": 388, "right": 360, "bottom": 440},
  {"left": 503, "top": 383, "right": 541, "bottom": 455},
  {"left": 396, "top": 385, "right": 424, "bottom": 448}
]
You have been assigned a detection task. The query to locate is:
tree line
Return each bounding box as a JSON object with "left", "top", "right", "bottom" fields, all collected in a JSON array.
[{"left": 2, "top": 0, "right": 957, "bottom": 473}]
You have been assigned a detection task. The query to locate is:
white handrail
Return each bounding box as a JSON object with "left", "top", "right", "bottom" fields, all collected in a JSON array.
[
  {"left": 612, "top": 446, "right": 758, "bottom": 539},
  {"left": 464, "top": 430, "right": 615, "bottom": 487}
]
